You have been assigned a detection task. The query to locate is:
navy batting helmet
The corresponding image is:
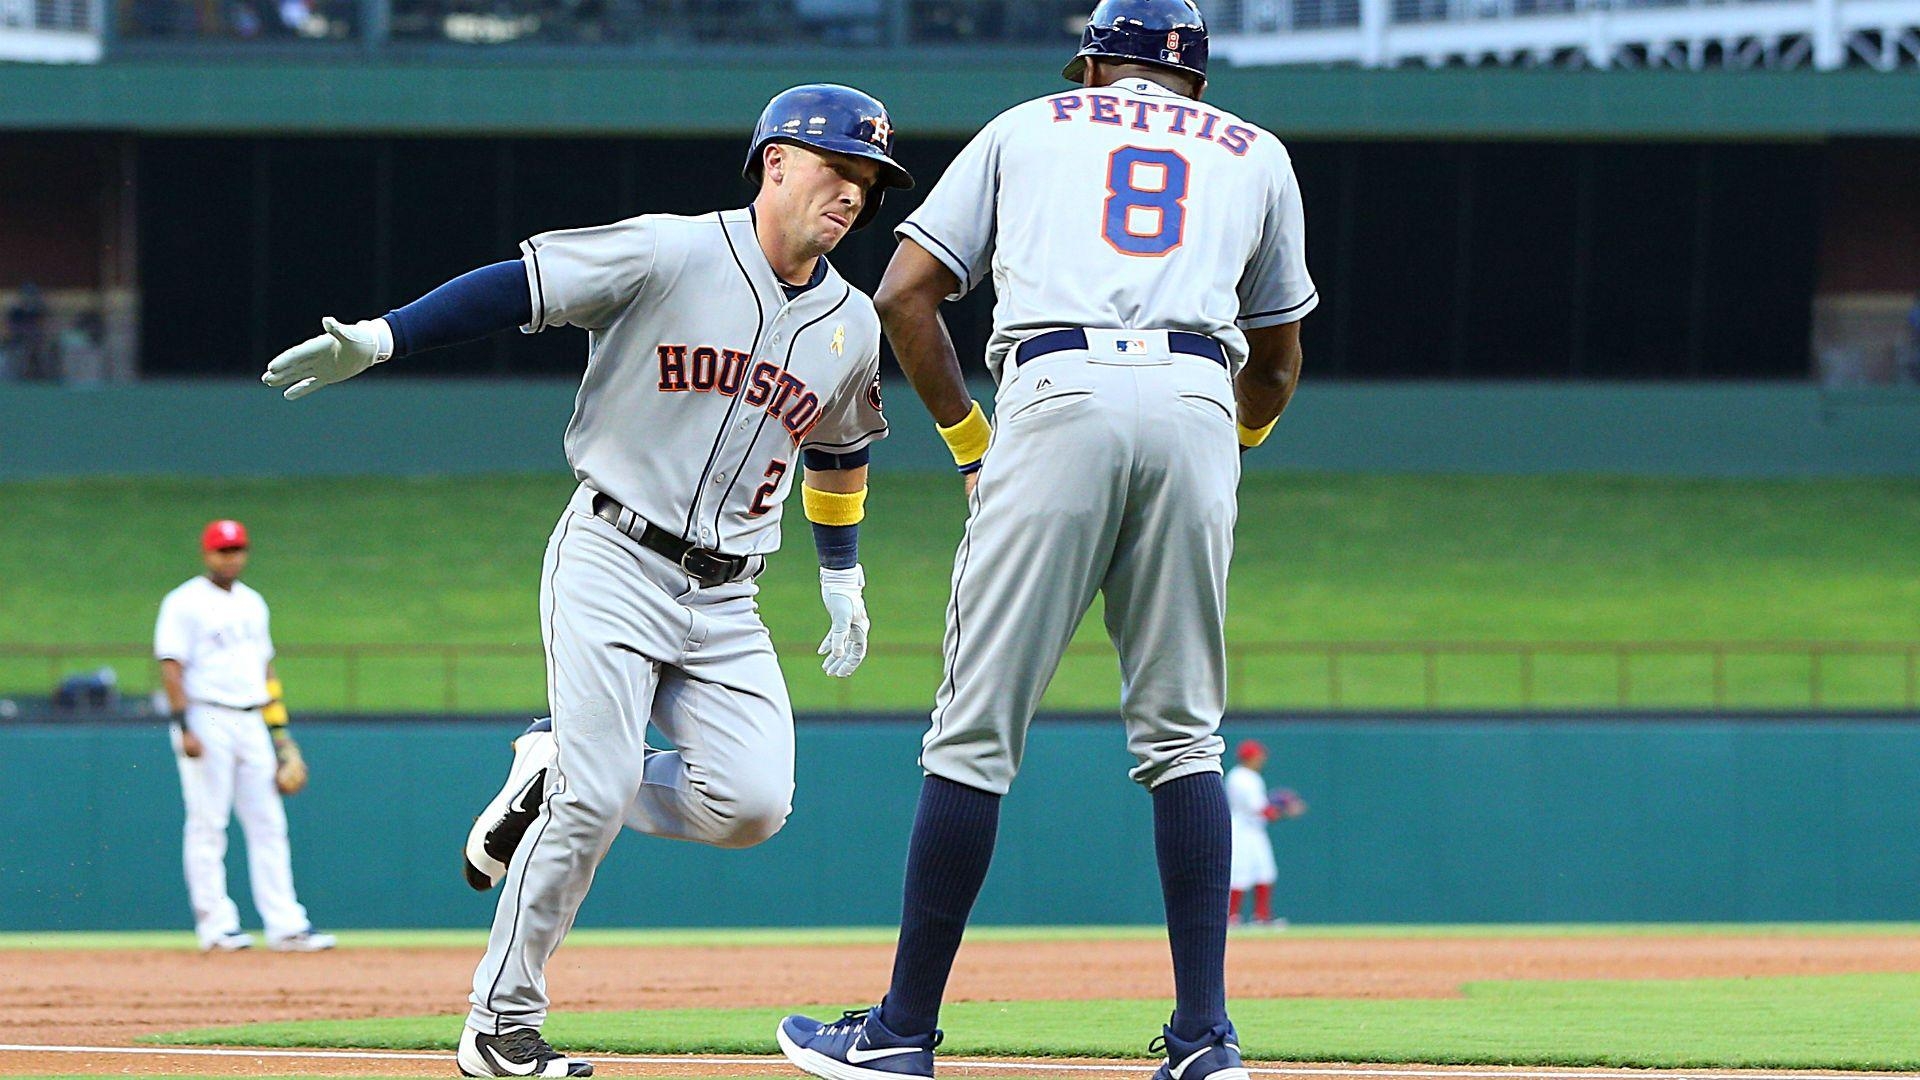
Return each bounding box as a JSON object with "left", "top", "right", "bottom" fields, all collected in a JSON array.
[
  {"left": 744, "top": 84, "right": 913, "bottom": 231},
  {"left": 1062, "top": 0, "right": 1209, "bottom": 87}
]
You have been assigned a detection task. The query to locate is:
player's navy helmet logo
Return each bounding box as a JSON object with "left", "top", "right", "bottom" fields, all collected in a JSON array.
[
  {"left": 1063, "top": 0, "right": 1209, "bottom": 87},
  {"left": 744, "top": 84, "right": 914, "bottom": 231}
]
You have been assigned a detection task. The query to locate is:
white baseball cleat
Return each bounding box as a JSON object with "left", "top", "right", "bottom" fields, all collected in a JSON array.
[
  {"left": 464, "top": 726, "right": 558, "bottom": 891},
  {"left": 200, "top": 931, "right": 255, "bottom": 952},
  {"left": 268, "top": 929, "right": 337, "bottom": 952},
  {"left": 458, "top": 1025, "right": 594, "bottom": 1077}
]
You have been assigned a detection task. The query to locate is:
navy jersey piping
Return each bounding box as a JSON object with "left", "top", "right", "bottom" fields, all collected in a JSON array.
[
  {"left": 1239, "top": 290, "right": 1317, "bottom": 322},
  {"left": 803, "top": 426, "right": 887, "bottom": 452},
  {"left": 897, "top": 220, "right": 971, "bottom": 286},
  {"left": 683, "top": 212, "right": 767, "bottom": 542},
  {"left": 525, "top": 242, "right": 549, "bottom": 330},
  {"left": 709, "top": 282, "right": 852, "bottom": 549}
]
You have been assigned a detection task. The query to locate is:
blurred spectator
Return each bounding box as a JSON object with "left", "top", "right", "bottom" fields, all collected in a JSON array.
[
  {"left": 4, "top": 283, "right": 53, "bottom": 382},
  {"left": 58, "top": 310, "right": 108, "bottom": 386}
]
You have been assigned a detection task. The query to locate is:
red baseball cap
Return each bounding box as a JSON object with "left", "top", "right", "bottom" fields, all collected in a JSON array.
[
  {"left": 1236, "top": 739, "right": 1267, "bottom": 764},
  {"left": 201, "top": 519, "right": 249, "bottom": 552}
]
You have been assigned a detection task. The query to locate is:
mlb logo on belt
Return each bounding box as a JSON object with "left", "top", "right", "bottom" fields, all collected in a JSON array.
[{"left": 1116, "top": 338, "right": 1148, "bottom": 353}]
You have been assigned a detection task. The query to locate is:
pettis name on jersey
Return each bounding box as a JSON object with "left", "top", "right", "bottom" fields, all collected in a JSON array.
[{"left": 1047, "top": 93, "right": 1257, "bottom": 157}]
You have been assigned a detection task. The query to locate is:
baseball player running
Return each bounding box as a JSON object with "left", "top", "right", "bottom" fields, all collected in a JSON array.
[
  {"left": 777, "top": 4, "right": 1312, "bottom": 1080},
  {"left": 261, "top": 84, "right": 911, "bottom": 1079},
  {"left": 156, "top": 519, "right": 334, "bottom": 953}
]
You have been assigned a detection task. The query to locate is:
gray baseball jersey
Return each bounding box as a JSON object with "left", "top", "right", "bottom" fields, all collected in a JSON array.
[
  {"left": 898, "top": 77, "right": 1316, "bottom": 380},
  {"left": 902, "top": 79, "right": 1316, "bottom": 795},
  {"left": 521, "top": 207, "right": 887, "bottom": 555},
  {"left": 468, "top": 208, "right": 884, "bottom": 1036}
]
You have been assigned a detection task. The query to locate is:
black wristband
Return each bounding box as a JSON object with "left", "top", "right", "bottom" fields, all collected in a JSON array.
[{"left": 168, "top": 708, "right": 188, "bottom": 729}]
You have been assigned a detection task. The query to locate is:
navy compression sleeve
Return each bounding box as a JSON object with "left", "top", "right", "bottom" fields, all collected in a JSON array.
[
  {"left": 803, "top": 448, "right": 869, "bottom": 570},
  {"left": 382, "top": 260, "right": 534, "bottom": 358}
]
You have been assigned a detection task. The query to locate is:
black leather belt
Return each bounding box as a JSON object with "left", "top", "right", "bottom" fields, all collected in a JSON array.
[
  {"left": 591, "top": 492, "right": 751, "bottom": 587},
  {"left": 191, "top": 700, "right": 268, "bottom": 712},
  {"left": 1014, "top": 328, "right": 1228, "bottom": 369}
]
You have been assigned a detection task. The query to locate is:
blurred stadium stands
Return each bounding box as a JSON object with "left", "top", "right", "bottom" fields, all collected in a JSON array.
[
  {"left": 2, "top": 0, "right": 1918, "bottom": 388},
  {"left": 8, "top": 0, "right": 1910, "bottom": 68}
]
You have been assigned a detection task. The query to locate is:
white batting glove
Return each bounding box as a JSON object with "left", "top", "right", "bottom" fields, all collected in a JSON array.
[
  {"left": 261, "top": 316, "right": 392, "bottom": 400},
  {"left": 818, "top": 565, "right": 870, "bottom": 678}
]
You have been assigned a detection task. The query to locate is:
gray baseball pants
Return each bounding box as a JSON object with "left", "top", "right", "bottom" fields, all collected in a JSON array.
[
  {"left": 920, "top": 331, "right": 1239, "bottom": 795},
  {"left": 468, "top": 484, "right": 794, "bottom": 1034}
]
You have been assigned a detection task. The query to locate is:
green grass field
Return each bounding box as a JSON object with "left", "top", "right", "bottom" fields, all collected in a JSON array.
[
  {"left": 148, "top": 976, "right": 1920, "bottom": 1070},
  {"left": 5, "top": 926, "right": 1914, "bottom": 1073},
  {"left": 5, "top": 473, "right": 1918, "bottom": 711}
]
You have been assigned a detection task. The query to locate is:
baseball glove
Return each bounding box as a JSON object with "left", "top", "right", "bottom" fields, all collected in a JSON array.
[
  {"left": 1268, "top": 787, "right": 1308, "bottom": 819},
  {"left": 275, "top": 739, "right": 309, "bottom": 796}
]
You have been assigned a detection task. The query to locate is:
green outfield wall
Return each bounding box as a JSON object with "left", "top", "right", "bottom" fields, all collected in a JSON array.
[
  {"left": 4, "top": 63, "right": 1918, "bottom": 138},
  {"left": 3, "top": 381, "right": 1916, "bottom": 478},
  {"left": 4, "top": 714, "right": 1916, "bottom": 931}
]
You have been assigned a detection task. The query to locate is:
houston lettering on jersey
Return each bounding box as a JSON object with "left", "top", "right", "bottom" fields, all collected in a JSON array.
[
  {"left": 1047, "top": 93, "right": 1257, "bottom": 157},
  {"left": 657, "top": 344, "right": 823, "bottom": 439}
]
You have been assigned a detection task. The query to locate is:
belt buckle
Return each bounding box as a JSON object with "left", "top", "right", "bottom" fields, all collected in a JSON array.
[{"left": 680, "top": 547, "right": 731, "bottom": 585}]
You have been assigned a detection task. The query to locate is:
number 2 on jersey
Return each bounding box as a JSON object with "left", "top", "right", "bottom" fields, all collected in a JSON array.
[
  {"left": 1103, "top": 146, "right": 1190, "bottom": 257},
  {"left": 748, "top": 460, "right": 787, "bottom": 517}
]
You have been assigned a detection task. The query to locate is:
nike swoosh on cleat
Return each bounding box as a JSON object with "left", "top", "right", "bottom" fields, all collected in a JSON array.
[
  {"left": 1168, "top": 1047, "right": 1213, "bottom": 1080},
  {"left": 845, "top": 1045, "right": 926, "bottom": 1064},
  {"left": 481, "top": 1043, "right": 540, "bottom": 1076}
]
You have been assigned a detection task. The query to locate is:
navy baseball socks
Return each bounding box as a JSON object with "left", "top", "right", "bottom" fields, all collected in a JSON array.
[
  {"left": 879, "top": 774, "right": 1001, "bottom": 1037},
  {"left": 777, "top": 775, "right": 996, "bottom": 1080},
  {"left": 780, "top": 772, "right": 1242, "bottom": 1080},
  {"left": 1151, "top": 771, "right": 1244, "bottom": 1080}
]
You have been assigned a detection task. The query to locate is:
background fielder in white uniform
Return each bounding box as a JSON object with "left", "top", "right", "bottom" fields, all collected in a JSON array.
[
  {"left": 155, "top": 518, "right": 333, "bottom": 953},
  {"left": 1226, "top": 739, "right": 1306, "bottom": 926},
  {"left": 262, "top": 84, "right": 912, "bottom": 1080},
  {"left": 777, "top": 6, "right": 1313, "bottom": 1080}
]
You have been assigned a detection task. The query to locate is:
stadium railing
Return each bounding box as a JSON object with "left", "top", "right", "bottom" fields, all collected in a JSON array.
[
  {"left": 3, "top": 640, "right": 1916, "bottom": 715},
  {"left": 1208, "top": 0, "right": 1920, "bottom": 70},
  {"left": 102, "top": 0, "right": 1920, "bottom": 70}
]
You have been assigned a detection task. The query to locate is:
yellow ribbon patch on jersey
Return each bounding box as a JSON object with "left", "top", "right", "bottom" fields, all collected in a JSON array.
[{"left": 830, "top": 325, "right": 845, "bottom": 356}]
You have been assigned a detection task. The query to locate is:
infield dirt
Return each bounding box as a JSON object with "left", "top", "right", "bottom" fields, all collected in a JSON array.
[{"left": 6, "top": 933, "right": 1920, "bottom": 1077}]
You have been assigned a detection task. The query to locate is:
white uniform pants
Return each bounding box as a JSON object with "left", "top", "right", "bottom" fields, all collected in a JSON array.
[
  {"left": 468, "top": 485, "right": 795, "bottom": 1035},
  {"left": 1230, "top": 822, "right": 1278, "bottom": 889},
  {"left": 173, "top": 704, "right": 310, "bottom": 946}
]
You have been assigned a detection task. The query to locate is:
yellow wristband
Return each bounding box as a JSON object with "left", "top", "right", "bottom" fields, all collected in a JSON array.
[
  {"left": 263, "top": 676, "right": 288, "bottom": 727},
  {"left": 936, "top": 401, "right": 992, "bottom": 469},
  {"left": 802, "top": 485, "right": 867, "bottom": 526},
  {"left": 1238, "top": 416, "right": 1279, "bottom": 449}
]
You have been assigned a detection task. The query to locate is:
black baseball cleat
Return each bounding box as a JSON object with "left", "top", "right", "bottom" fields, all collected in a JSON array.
[
  {"left": 463, "top": 725, "right": 557, "bottom": 891},
  {"left": 457, "top": 1026, "right": 593, "bottom": 1077}
]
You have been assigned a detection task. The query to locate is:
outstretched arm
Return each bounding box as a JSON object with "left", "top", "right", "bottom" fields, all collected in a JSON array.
[{"left": 262, "top": 260, "right": 534, "bottom": 400}]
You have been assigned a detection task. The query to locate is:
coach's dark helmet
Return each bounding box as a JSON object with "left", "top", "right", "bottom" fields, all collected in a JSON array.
[
  {"left": 744, "top": 83, "right": 914, "bottom": 230},
  {"left": 1062, "top": 0, "right": 1209, "bottom": 88}
]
